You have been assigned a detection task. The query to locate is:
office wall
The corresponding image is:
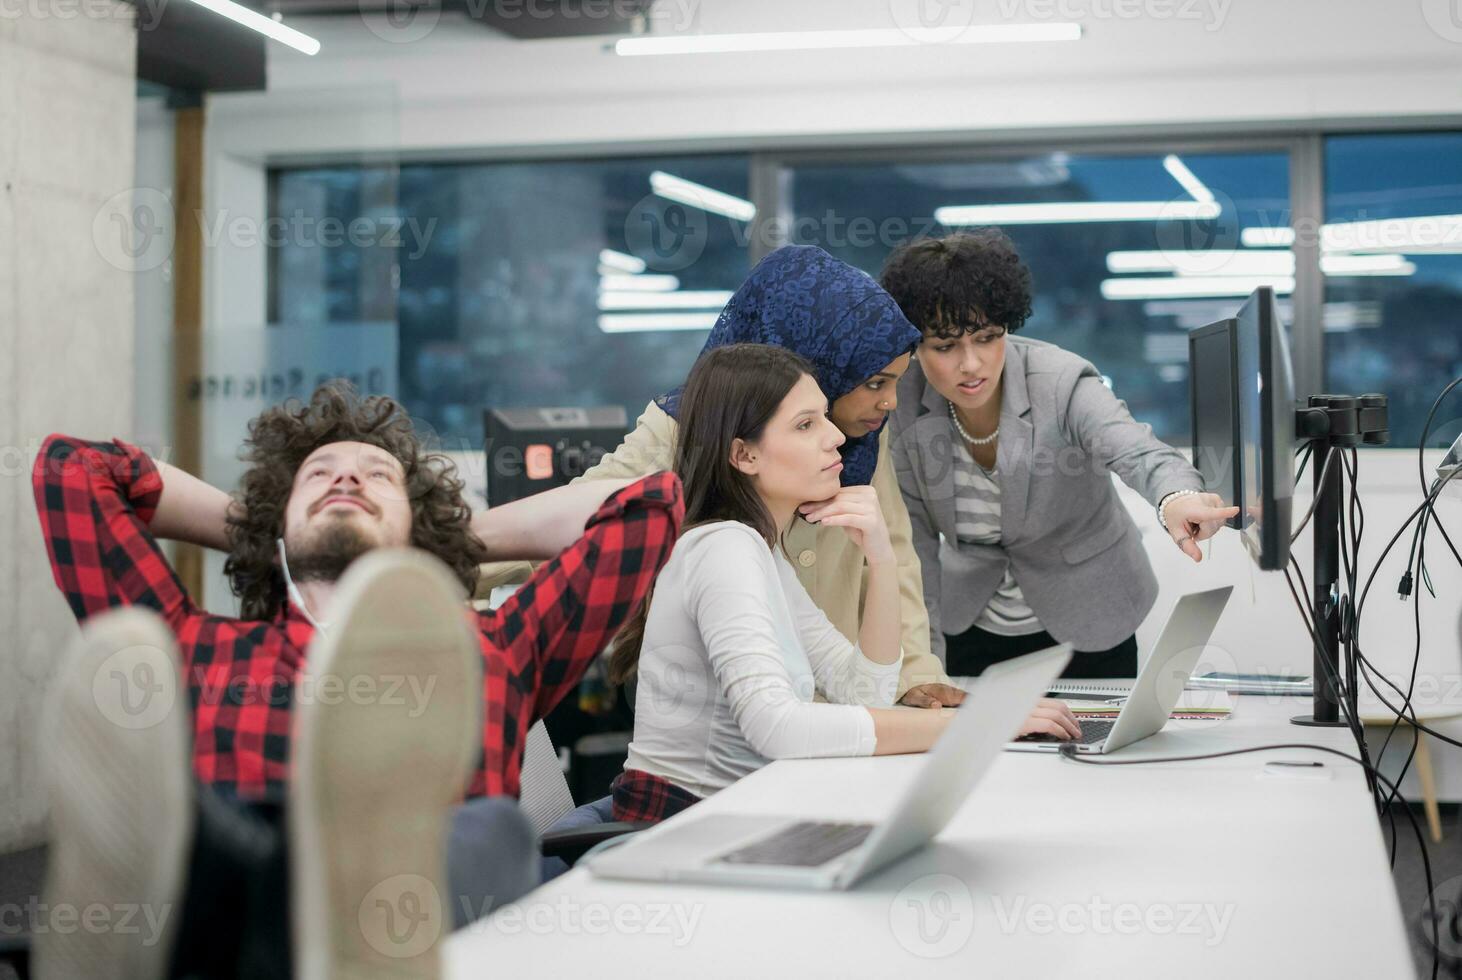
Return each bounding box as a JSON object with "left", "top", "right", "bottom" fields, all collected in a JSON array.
[
  {"left": 0, "top": 7, "right": 138, "bottom": 851},
  {"left": 185, "top": 0, "right": 1462, "bottom": 798}
]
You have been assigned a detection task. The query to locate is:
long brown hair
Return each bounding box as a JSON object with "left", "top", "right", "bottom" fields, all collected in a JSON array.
[{"left": 608, "top": 343, "right": 815, "bottom": 683}]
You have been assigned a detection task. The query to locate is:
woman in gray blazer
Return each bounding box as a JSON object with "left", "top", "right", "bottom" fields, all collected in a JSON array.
[{"left": 881, "top": 230, "right": 1237, "bottom": 678}]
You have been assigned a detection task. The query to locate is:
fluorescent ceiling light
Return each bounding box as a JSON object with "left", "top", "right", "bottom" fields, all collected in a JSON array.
[
  {"left": 615, "top": 23, "right": 1081, "bottom": 56},
  {"left": 649, "top": 171, "right": 756, "bottom": 222},
  {"left": 1321, "top": 254, "right": 1416, "bottom": 276},
  {"left": 1322, "top": 301, "right": 1383, "bottom": 332},
  {"left": 598, "top": 290, "right": 735, "bottom": 311},
  {"left": 598, "top": 249, "right": 647, "bottom": 274},
  {"left": 936, "top": 200, "right": 1220, "bottom": 226},
  {"left": 598, "top": 313, "right": 721, "bottom": 333},
  {"left": 1240, "top": 216, "right": 1462, "bottom": 253},
  {"left": 1320, "top": 213, "right": 1462, "bottom": 253},
  {"left": 1107, "top": 250, "right": 1292, "bottom": 276},
  {"left": 1241, "top": 227, "right": 1295, "bottom": 248},
  {"left": 184, "top": 0, "right": 319, "bottom": 54},
  {"left": 1100, "top": 276, "right": 1296, "bottom": 300},
  {"left": 1162, "top": 155, "right": 1214, "bottom": 203},
  {"left": 599, "top": 273, "right": 681, "bottom": 292},
  {"left": 1360, "top": 241, "right": 1462, "bottom": 256},
  {"left": 1106, "top": 250, "right": 1413, "bottom": 277}
]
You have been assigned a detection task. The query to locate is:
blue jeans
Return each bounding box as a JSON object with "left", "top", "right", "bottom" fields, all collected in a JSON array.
[{"left": 447, "top": 796, "right": 542, "bottom": 930}]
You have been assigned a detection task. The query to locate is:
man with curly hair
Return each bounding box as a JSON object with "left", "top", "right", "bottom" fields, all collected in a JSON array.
[{"left": 31, "top": 381, "right": 684, "bottom": 978}]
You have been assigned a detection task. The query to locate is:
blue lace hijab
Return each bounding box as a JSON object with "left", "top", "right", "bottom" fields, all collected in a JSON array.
[{"left": 656, "top": 245, "right": 921, "bottom": 487}]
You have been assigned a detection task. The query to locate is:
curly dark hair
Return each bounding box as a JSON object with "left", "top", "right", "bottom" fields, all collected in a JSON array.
[
  {"left": 224, "top": 381, "right": 488, "bottom": 621},
  {"left": 879, "top": 229, "right": 1034, "bottom": 339}
]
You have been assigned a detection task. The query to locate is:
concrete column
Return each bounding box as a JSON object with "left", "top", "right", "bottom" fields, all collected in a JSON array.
[{"left": 0, "top": 4, "right": 138, "bottom": 852}]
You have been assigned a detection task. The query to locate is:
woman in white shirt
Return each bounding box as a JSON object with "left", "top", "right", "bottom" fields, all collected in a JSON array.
[{"left": 608, "top": 343, "right": 1079, "bottom": 824}]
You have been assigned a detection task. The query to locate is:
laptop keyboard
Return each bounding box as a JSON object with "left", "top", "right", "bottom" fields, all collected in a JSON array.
[
  {"left": 1017, "top": 719, "right": 1115, "bottom": 746},
  {"left": 717, "top": 821, "right": 874, "bottom": 867}
]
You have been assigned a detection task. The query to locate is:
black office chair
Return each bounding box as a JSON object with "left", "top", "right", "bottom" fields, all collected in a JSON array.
[{"left": 0, "top": 934, "right": 30, "bottom": 980}]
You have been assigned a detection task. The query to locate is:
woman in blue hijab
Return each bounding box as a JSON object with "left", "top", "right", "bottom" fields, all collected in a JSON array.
[
  {"left": 659, "top": 244, "right": 917, "bottom": 487},
  {"left": 576, "top": 244, "right": 962, "bottom": 710}
]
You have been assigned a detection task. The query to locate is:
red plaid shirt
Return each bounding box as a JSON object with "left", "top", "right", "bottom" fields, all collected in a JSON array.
[{"left": 33, "top": 434, "right": 682, "bottom": 802}]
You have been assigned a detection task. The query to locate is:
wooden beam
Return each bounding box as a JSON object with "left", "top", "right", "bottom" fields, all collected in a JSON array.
[{"left": 172, "top": 105, "right": 205, "bottom": 600}]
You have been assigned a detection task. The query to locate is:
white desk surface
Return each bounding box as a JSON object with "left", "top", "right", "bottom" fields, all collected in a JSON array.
[{"left": 447, "top": 695, "right": 1415, "bottom": 979}]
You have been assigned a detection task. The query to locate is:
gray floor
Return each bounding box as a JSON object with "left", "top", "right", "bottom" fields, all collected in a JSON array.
[
  {"left": 0, "top": 845, "right": 44, "bottom": 980},
  {"left": 1, "top": 809, "right": 1457, "bottom": 978},
  {"left": 1390, "top": 804, "right": 1462, "bottom": 980}
]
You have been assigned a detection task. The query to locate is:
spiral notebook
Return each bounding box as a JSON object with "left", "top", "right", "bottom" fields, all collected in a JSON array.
[
  {"left": 1046, "top": 679, "right": 1233, "bottom": 719},
  {"left": 1048, "top": 679, "right": 1134, "bottom": 696}
]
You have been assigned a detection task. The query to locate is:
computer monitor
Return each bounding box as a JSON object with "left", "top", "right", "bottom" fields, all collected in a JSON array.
[
  {"left": 482, "top": 406, "right": 629, "bottom": 507},
  {"left": 1188, "top": 286, "right": 1295, "bottom": 571},
  {"left": 1188, "top": 321, "right": 1241, "bottom": 517}
]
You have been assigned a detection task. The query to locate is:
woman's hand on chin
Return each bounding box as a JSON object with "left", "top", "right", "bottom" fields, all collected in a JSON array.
[{"left": 798, "top": 486, "right": 895, "bottom": 566}]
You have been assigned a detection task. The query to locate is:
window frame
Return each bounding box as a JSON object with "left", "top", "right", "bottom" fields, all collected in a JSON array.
[{"left": 264, "top": 121, "right": 1462, "bottom": 445}]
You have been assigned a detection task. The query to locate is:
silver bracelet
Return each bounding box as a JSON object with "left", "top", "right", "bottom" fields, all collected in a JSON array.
[{"left": 1158, "top": 489, "right": 1202, "bottom": 532}]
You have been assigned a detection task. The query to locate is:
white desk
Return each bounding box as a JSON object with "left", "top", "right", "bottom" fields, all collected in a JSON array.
[{"left": 447, "top": 695, "right": 1416, "bottom": 979}]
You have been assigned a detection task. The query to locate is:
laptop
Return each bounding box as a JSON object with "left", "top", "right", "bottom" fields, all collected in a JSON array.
[
  {"left": 1007, "top": 585, "right": 1233, "bottom": 755},
  {"left": 587, "top": 644, "right": 1072, "bottom": 890}
]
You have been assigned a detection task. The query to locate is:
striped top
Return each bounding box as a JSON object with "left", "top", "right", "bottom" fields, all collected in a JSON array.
[{"left": 950, "top": 429, "right": 1044, "bottom": 636}]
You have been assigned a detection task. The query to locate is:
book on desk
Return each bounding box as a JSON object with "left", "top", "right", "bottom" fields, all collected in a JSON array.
[{"left": 1047, "top": 680, "right": 1234, "bottom": 722}]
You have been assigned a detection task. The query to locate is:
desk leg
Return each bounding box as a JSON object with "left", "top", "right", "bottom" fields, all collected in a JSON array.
[{"left": 1416, "top": 729, "right": 1444, "bottom": 844}]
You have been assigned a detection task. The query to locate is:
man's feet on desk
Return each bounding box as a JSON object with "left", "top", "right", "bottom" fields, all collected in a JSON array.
[{"left": 289, "top": 549, "right": 483, "bottom": 980}]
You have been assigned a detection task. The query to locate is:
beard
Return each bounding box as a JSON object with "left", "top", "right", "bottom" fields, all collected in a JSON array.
[{"left": 284, "top": 519, "right": 377, "bottom": 583}]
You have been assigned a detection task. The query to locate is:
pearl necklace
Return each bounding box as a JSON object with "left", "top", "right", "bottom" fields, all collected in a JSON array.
[{"left": 949, "top": 402, "right": 999, "bottom": 446}]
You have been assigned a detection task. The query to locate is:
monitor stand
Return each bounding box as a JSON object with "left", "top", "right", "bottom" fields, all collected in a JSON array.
[{"left": 1291, "top": 394, "right": 1388, "bottom": 728}]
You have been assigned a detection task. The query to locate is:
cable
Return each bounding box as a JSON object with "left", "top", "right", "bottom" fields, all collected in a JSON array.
[
  {"left": 1349, "top": 478, "right": 1455, "bottom": 753},
  {"left": 1416, "top": 375, "right": 1462, "bottom": 571},
  {"left": 1058, "top": 742, "right": 1438, "bottom": 980},
  {"left": 1290, "top": 447, "right": 1340, "bottom": 543},
  {"left": 1294, "top": 441, "right": 1315, "bottom": 484},
  {"left": 1350, "top": 472, "right": 1462, "bottom": 734},
  {"left": 1345, "top": 468, "right": 1462, "bottom": 879},
  {"left": 1283, "top": 551, "right": 1379, "bottom": 811}
]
